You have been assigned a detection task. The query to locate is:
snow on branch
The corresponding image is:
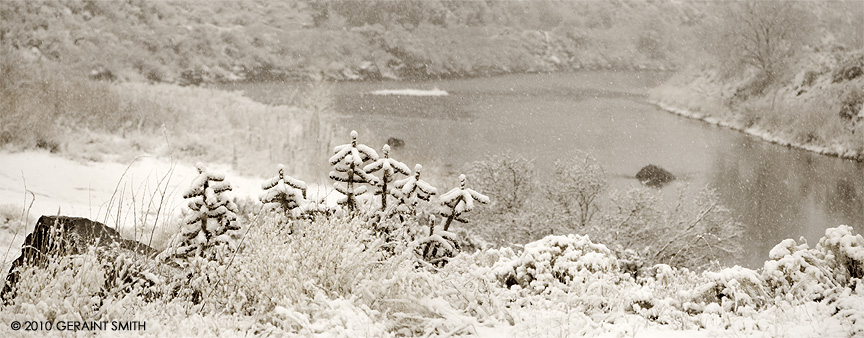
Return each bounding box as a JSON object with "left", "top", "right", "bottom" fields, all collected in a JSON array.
[
  {"left": 176, "top": 162, "right": 241, "bottom": 258},
  {"left": 329, "top": 130, "right": 379, "bottom": 211}
]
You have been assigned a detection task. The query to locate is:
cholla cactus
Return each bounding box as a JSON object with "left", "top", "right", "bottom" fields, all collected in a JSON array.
[
  {"left": 390, "top": 164, "right": 437, "bottom": 215},
  {"left": 419, "top": 225, "right": 460, "bottom": 263},
  {"left": 437, "top": 174, "right": 490, "bottom": 232},
  {"left": 329, "top": 130, "right": 380, "bottom": 211},
  {"left": 260, "top": 164, "right": 307, "bottom": 216},
  {"left": 177, "top": 162, "right": 240, "bottom": 257},
  {"left": 364, "top": 144, "right": 410, "bottom": 211},
  {"left": 422, "top": 174, "right": 489, "bottom": 262}
]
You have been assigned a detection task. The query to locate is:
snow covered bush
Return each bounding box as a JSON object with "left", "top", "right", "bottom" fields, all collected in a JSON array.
[
  {"left": 761, "top": 238, "right": 836, "bottom": 302},
  {"left": 492, "top": 234, "right": 619, "bottom": 293},
  {"left": 173, "top": 162, "right": 241, "bottom": 258},
  {"left": 260, "top": 164, "right": 308, "bottom": 217},
  {"left": 329, "top": 130, "right": 380, "bottom": 211},
  {"left": 761, "top": 225, "right": 864, "bottom": 303},
  {"left": 364, "top": 144, "right": 410, "bottom": 211},
  {"left": 600, "top": 186, "right": 744, "bottom": 270},
  {"left": 437, "top": 174, "right": 490, "bottom": 233},
  {"left": 818, "top": 225, "right": 864, "bottom": 284},
  {"left": 697, "top": 266, "right": 767, "bottom": 312}
]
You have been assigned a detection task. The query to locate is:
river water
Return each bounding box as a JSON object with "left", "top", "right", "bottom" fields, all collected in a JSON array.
[{"left": 223, "top": 71, "right": 864, "bottom": 268}]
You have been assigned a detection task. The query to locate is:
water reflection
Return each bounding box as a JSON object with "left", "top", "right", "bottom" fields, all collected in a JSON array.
[{"left": 710, "top": 137, "right": 864, "bottom": 267}]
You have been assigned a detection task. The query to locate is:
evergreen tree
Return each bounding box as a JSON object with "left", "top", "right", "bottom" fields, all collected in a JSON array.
[
  {"left": 329, "top": 130, "right": 380, "bottom": 211},
  {"left": 176, "top": 162, "right": 241, "bottom": 258},
  {"left": 260, "top": 164, "right": 307, "bottom": 217},
  {"left": 364, "top": 144, "right": 411, "bottom": 211}
]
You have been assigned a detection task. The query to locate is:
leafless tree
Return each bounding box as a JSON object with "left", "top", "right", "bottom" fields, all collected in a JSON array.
[{"left": 711, "top": 0, "right": 814, "bottom": 88}]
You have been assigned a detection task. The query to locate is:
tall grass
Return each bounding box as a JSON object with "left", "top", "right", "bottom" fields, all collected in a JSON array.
[
  {"left": 0, "top": 49, "right": 337, "bottom": 180},
  {"left": 0, "top": 51, "right": 121, "bottom": 152}
]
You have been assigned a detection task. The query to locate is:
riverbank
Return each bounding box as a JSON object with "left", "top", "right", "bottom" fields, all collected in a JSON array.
[
  {"left": 649, "top": 50, "right": 864, "bottom": 162},
  {"left": 649, "top": 100, "right": 864, "bottom": 162}
]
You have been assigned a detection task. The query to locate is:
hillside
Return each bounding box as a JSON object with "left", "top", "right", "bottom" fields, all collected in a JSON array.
[
  {"left": 649, "top": 0, "right": 863, "bottom": 162},
  {"left": 1, "top": 0, "right": 707, "bottom": 83}
]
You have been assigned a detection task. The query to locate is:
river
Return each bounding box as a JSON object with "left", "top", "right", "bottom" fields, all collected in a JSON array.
[{"left": 222, "top": 71, "right": 864, "bottom": 268}]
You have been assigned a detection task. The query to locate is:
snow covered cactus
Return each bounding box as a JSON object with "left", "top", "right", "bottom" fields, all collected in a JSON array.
[
  {"left": 260, "top": 164, "right": 307, "bottom": 215},
  {"left": 364, "top": 144, "right": 410, "bottom": 210},
  {"left": 438, "top": 174, "right": 489, "bottom": 232},
  {"left": 176, "top": 162, "right": 241, "bottom": 257},
  {"left": 329, "top": 130, "right": 380, "bottom": 211},
  {"left": 391, "top": 164, "right": 438, "bottom": 215},
  {"left": 421, "top": 174, "right": 488, "bottom": 262}
]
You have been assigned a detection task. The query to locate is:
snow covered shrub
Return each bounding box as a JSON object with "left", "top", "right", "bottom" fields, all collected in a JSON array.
[
  {"left": 697, "top": 266, "right": 767, "bottom": 312},
  {"left": 260, "top": 164, "right": 308, "bottom": 218},
  {"left": 492, "top": 234, "right": 619, "bottom": 293},
  {"left": 5, "top": 247, "right": 159, "bottom": 322},
  {"left": 329, "top": 130, "right": 380, "bottom": 211},
  {"left": 543, "top": 154, "right": 607, "bottom": 228},
  {"left": 437, "top": 174, "right": 490, "bottom": 233},
  {"left": 421, "top": 174, "right": 489, "bottom": 263},
  {"left": 364, "top": 144, "right": 410, "bottom": 211},
  {"left": 761, "top": 238, "right": 837, "bottom": 302},
  {"left": 467, "top": 152, "right": 536, "bottom": 212},
  {"left": 761, "top": 226, "right": 864, "bottom": 304},
  {"left": 173, "top": 162, "right": 241, "bottom": 258},
  {"left": 9, "top": 250, "right": 107, "bottom": 319},
  {"left": 818, "top": 225, "right": 864, "bottom": 284}
]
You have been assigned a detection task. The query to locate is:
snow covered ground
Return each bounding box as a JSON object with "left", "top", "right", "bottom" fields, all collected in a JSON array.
[
  {"left": 0, "top": 152, "right": 260, "bottom": 227},
  {"left": 1, "top": 151, "right": 862, "bottom": 337}
]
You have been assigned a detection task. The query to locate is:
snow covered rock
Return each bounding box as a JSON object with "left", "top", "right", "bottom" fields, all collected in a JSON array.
[{"left": 1, "top": 215, "right": 157, "bottom": 301}]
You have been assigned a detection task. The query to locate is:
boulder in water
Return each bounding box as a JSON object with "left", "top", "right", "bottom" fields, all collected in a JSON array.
[
  {"left": 386, "top": 137, "right": 405, "bottom": 148},
  {"left": 636, "top": 165, "right": 676, "bottom": 187}
]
